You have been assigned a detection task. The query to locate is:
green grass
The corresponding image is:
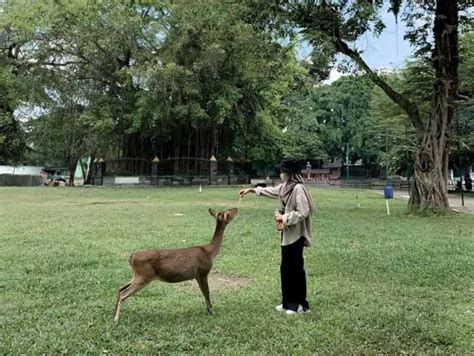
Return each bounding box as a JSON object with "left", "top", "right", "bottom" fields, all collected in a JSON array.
[{"left": 1, "top": 186, "right": 473, "bottom": 354}]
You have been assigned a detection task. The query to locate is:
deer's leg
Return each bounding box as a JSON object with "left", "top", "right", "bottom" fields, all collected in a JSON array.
[
  {"left": 113, "top": 278, "right": 150, "bottom": 323},
  {"left": 196, "top": 275, "right": 213, "bottom": 315},
  {"left": 113, "top": 281, "right": 133, "bottom": 322}
]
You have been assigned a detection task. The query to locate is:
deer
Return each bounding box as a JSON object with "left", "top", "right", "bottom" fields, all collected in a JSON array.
[{"left": 113, "top": 207, "right": 238, "bottom": 323}]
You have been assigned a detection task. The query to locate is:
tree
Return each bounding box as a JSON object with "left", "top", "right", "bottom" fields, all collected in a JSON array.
[
  {"left": 3, "top": 0, "right": 300, "bottom": 175},
  {"left": 27, "top": 87, "right": 109, "bottom": 186},
  {"left": 133, "top": 0, "right": 299, "bottom": 167},
  {"left": 279, "top": 86, "right": 326, "bottom": 161},
  {"left": 261, "top": 0, "right": 470, "bottom": 213},
  {"left": 453, "top": 32, "right": 474, "bottom": 174},
  {"left": 0, "top": 66, "right": 27, "bottom": 165},
  {"left": 280, "top": 75, "right": 375, "bottom": 166},
  {"left": 0, "top": 20, "right": 29, "bottom": 164},
  {"left": 369, "top": 72, "right": 417, "bottom": 177}
]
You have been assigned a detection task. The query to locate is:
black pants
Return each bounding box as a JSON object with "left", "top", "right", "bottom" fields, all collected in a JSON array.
[{"left": 281, "top": 236, "right": 309, "bottom": 311}]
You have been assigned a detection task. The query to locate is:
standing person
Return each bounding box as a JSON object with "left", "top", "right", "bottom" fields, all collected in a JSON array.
[
  {"left": 240, "top": 157, "right": 315, "bottom": 315},
  {"left": 306, "top": 161, "right": 312, "bottom": 180}
]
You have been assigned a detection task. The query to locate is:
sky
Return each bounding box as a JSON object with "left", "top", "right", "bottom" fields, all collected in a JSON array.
[
  {"left": 356, "top": 8, "right": 414, "bottom": 70},
  {"left": 298, "top": 5, "right": 417, "bottom": 83}
]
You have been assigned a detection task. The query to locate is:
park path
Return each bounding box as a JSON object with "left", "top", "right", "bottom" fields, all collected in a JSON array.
[{"left": 371, "top": 190, "right": 474, "bottom": 214}]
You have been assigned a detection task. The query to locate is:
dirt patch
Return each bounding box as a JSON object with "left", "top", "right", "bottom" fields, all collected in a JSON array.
[
  {"left": 89, "top": 200, "right": 143, "bottom": 205},
  {"left": 180, "top": 273, "right": 254, "bottom": 291}
]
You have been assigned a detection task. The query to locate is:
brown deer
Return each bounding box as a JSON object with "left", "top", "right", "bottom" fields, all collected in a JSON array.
[{"left": 113, "top": 207, "right": 238, "bottom": 323}]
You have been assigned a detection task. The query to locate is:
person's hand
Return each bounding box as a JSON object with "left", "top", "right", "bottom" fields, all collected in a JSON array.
[
  {"left": 274, "top": 211, "right": 283, "bottom": 222},
  {"left": 239, "top": 188, "right": 255, "bottom": 197}
]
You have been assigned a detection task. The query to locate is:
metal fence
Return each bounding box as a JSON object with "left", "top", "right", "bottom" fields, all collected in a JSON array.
[
  {"left": 100, "top": 175, "right": 250, "bottom": 186},
  {"left": 105, "top": 158, "right": 151, "bottom": 176},
  {"left": 88, "top": 157, "right": 250, "bottom": 186},
  {"left": 103, "top": 157, "right": 252, "bottom": 177},
  {"left": 0, "top": 174, "right": 46, "bottom": 186}
]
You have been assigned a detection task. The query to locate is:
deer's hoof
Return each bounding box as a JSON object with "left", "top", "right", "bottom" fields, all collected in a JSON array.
[{"left": 207, "top": 309, "right": 214, "bottom": 315}]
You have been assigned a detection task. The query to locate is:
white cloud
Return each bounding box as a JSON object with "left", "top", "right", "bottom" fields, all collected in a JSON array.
[{"left": 322, "top": 68, "right": 345, "bottom": 85}]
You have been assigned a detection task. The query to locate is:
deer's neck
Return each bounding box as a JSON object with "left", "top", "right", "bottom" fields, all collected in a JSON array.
[{"left": 207, "top": 221, "right": 226, "bottom": 260}]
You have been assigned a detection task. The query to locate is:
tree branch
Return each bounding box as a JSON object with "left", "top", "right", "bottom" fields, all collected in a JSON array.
[
  {"left": 41, "top": 60, "right": 84, "bottom": 67},
  {"left": 454, "top": 97, "right": 474, "bottom": 109},
  {"left": 334, "top": 38, "right": 425, "bottom": 137}
]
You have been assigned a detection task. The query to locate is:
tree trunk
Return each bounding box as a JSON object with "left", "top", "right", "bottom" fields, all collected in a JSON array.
[
  {"left": 187, "top": 124, "right": 191, "bottom": 173},
  {"left": 68, "top": 155, "right": 78, "bottom": 187},
  {"left": 408, "top": 0, "right": 459, "bottom": 213},
  {"left": 409, "top": 92, "right": 450, "bottom": 212},
  {"left": 173, "top": 129, "right": 181, "bottom": 174},
  {"left": 195, "top": 127, "right": 199, "bottom": 174},
  {"left": 84, "top": 155, "right": 95, "bottom": 185},
  {"left": 211, "top": 125, "right": 218, "bottom": 156}
]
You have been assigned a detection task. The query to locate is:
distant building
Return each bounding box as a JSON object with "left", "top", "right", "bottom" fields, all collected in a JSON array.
[
  {"left": 0, "top": 165, "right": 44, "bottom": 175},
  {"left": 301, "top": 160, "right": 342, "bottom": 181}
]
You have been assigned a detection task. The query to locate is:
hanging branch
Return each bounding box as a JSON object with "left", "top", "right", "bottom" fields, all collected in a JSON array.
[{"left": 333, "top": 37, "right": 424, "bottom": 137}]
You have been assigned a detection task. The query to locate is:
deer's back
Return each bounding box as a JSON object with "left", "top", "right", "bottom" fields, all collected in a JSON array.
[{"left": 130, "top": 246, "right": 212, "bottom": 283}]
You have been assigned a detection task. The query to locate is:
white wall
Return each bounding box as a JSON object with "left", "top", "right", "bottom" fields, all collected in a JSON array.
[{"left": 0, "top": 165, "right": 44, "bottom": 175}]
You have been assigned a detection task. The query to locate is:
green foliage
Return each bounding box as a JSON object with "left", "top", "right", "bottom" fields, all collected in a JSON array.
[
  {"left": 280, "top": 88, "right": 327, "bottom": 160},
  {"left": 280, "top": 75, "right": 375, "bottom": 164},
  {"left": 0, "top": 55, "right": 27, "bottom": 164},
  {"left": 369, "top": 73, "right": 417, "bottom": 175},
  {"left": 1, "top": 0, "right": 300, "bottom": 165},
  {"left": 133, "top": 0, "right": 299, "bottom": 161},
  {"left": 362, "top": 31, "right": 473, "bottom": 176},
  {"left": 280, "top": 28, "right": 472, "bottom": 176},
  {"left": 0, "top": 113, "right": 27, "bottom": 165},
  {"left": 454, "top": 32, "right": 474, "bottom": 169},
  {"left": 1, "top": 0, "right": 471, "bottom": 174},
  {"left": 27, "top": 102, "right": 109, "bottom": 168}
]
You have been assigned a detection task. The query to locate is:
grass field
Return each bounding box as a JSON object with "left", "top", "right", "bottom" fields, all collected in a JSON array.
[{"left": 1, "top": 186, "right": 473, "bottom": 354}]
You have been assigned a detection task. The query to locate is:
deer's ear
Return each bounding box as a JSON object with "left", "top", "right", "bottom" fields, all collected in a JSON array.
[{"left": 208, "top": 208, "right": 217, "bottom": 218}]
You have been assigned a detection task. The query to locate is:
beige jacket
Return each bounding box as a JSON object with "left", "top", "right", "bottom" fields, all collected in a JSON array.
[{"left": 255, "top": 183, "right": 312, "bottom": 247}]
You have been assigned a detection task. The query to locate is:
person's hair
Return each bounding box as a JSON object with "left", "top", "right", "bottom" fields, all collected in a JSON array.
[{"left": 278, "top": 157, "right": 301, "bottom": 175}]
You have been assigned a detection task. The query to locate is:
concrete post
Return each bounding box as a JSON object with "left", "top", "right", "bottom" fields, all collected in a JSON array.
[
  {"left": 209, "top": 155, "right": 217, "bottom": 185},
  {"left": 151, "top": 156, "right": 160, "bottom": 185},
  {"left": 95, "top": 158, "right": 105, "bottom": 186},
  {"left": 226, "top": 156, "right": 234, "bottom": 185}
]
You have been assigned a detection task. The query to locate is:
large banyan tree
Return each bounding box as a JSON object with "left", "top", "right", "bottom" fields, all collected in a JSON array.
[
  {"left": 0, "top": 0, "right": 299, "bottom": 180},
  {"left": 256, "top": 0, "right": 470, "bottom": 213}
]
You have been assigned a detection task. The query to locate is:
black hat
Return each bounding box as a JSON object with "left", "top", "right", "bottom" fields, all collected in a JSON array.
[{"left": 277, "top": 156, "right": 301, "bottom": 174}]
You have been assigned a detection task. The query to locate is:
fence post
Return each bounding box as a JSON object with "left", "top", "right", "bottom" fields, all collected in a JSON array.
[
  {"left": 209, "top": 155, "right": 217, "bottom": 185},
  {"left": 91, "top": 158, "right": 98, "bottom": 185},
  {"left": 226, "top": 156, "right": 234, "bottom": 185},
  {"left": 94, "top": 158, "right": 105, "bottom": 186},
  {"left": 151, "top": 156, "right": 160, "bottom": 185}
]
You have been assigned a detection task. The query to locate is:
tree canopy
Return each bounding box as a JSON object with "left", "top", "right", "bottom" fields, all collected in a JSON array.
[{"left": 0, "top": 0, "right": 472, "bottom": 207}]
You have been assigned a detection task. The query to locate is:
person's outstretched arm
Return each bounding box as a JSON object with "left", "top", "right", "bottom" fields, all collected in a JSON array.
[{"left": 240, "top": 184, "right": 282, "bottom": 199}]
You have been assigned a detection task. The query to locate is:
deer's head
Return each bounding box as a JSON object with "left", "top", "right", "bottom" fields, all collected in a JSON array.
[{"left": 208, "top": 208, "right": 239, "bottom": 224}]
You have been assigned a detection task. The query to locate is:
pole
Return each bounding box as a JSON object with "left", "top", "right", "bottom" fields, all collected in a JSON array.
[
  {"left": 457, "top": 115, "right": 464, "bottom": 206},
  {"left": 405, "top": 123, "right": 410, "bottom": 196},
  {"left": 385, "top": 127, "right": 389, "bottom": 180},
  {"left": 346, "top": 142, "right": 349, "bottom": 180}
]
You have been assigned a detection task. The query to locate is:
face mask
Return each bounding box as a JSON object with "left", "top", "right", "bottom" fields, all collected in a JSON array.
[{"left": 280, "top": 172, "right": 289, "bottom": 182}]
